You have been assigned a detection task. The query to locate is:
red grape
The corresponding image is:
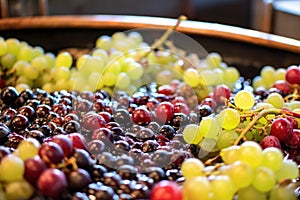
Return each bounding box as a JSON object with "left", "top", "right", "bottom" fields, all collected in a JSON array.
[
  {"left": 155, "top": 102, "right": 174, "bottom": 123},
  {"left": 38, "top": 142, "right": 64, "bottom": 164},
  {"left": 286, "top": 116, "right": 298, "bottom": 129},
  {"left": 132, "top": 107, "right": 152, "bottom": 126},
  {"left": 273, "top": 80, "right": 291, "bottom": 94},
  {"left": 24, "top": 156, "right": 47, "bottom": 185},
  {"left": 68, "top": 133, "right": 89, "bottom": 152},
  {"left": 150, "top": 180, "right": 182, "bottom": 200},
  {"left": 51, "top": 134, "right": 73, "bottom": 158},
  {"left": 270, "top": 118, "right": 293, "bottom": 142},
  {"left": 285, "top": 129, "right": 300, "bottom": 147},
  {"left": 213, "top": 84, "right": 231, "bottom": 103},
  {"left": 285, "top": 65, "right": 300, "bottom": 85},
  {"left": 81, "top": 112, "right": 106, "bottom": 131},
  {"left": 260, "top": 135, "right": 281, "bottom": 149},
  {"left": 158, "top": 85, "right": 174, "bottom": 96},
  {"left": 174, "top": 103, "right": 190, "bottom": 115}
]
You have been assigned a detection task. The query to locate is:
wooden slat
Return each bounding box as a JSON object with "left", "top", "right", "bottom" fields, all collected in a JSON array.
[{"left": 0, "top": 15, "right": 299, "bottom": 54}]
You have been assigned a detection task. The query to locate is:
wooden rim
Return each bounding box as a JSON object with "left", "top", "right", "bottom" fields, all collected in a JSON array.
[{"left": 0, "top": 15, "right": 299, "bottom": 53}]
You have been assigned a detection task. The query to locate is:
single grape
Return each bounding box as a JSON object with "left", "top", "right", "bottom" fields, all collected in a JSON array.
[
  {"left": 217, "top": 108, "right": 240, "bottom": 130},
  {"left": 213, "top": 84, "right": 231, "bottom": 103},
  {"left": 269, "top": 184, "right": 296, "bottom": 200},
  {"left": 274, "top": 68, "right": 286, "bottom": 81},
  {"left": 182, "top": 176, "right": 212, "bottom": 200},
  {"left": 285, "top": 65, "right": 300, "bottom": 85},
  {"left": 270, "top": 118, "right": 293, "bottom": 142},
  {"left": 5, "top": 180, "right": 34, "bottom": 200},
  {"left": 275, "top": 159, "right": 299, "bottom": 181},
  {"left": 237, "top": 185, "right": 268, "bottom": 200},
  {"left": 55, "top": 51, "right": 72, "bottom": 68},
  {"left": 251, "top": 166, "right": 276, "bottom": 192},
  {"left": 16, "top": 138, "right": 40, "bottom": 160},
  {"left": 96, "top": 35, "right": 113, "bottom": 50},
  {"left": 239, "top": 141, "right": 263, "bottom": 168},
  {"left": 38, "top": 142, "right": 64, "bottom": 165},
  {"left": 217, "top": 130, "right": 239, "bottom": 149},
  {"left": 116, "top": 72, "right": 131, "bottom": 90},
  {"left": 234, "top": 90, "right": 255, "bottom": 110},
  {"left": 267, "top": 93, "right": 284, "bottom": 108},
  {"left": 260, "top": 135, "right": 281, "bottom": 149},
  {"left": 0, "top": 37, "right": 7, "bottom": 56},
  {"left": 224, "top": 67, "right": 240, "bottom": 84},
  {"left": 210, "top": 175, "right": 235, "bottom": 200},
  {"left": 6, "top": 38, "right": 20, "bottom": 56},
  {"left": 183, "top": 124, "right": 203, "bottom": 144},
  {"left": 150, "top": 180, "right": 182, "bottom": 200},
  {"left": 0, "top": 154, "right": 24, "bottom": 182},
  {"left": 261, "top": 66, "right": 275, "bottom": 88},
  {"left": 24, "top": 156, "right": 47, "bottom": 185},
  {"left": 1, "top": 53, "right": 16, "bottom": 70},
  {"left": 181, "top": 158, "right": 205, "bottom": 179},
  {"left": 199, "top": 117, "right": 221, "bottom": 140},
  {"left": 102, "top": 72, "right": 117, "bottom": 87},
  {"left": 261, "top": 147, "right": 283, "bottom": 171},
  {"left": 183, "top": 68, "right": 200, "bottom": 87},
  {"left": 220, "top": 145, "right": 240, "bottom": 164}
]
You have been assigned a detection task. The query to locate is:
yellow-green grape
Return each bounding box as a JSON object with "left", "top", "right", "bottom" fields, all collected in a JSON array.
[
  {"left": 126, "top": 61, "right": 144, "bottom": 80},
  {"left": 76, "top": 54, "right": 91, "bottom": 70},
  {"left": 16, "top": 76, "right": 33, "bottom": 88},
  {"left": 5, "top": 180, "right": 34, "bottom": 200},
  {"left": 251, "top": 166, "right": 276, "bottom": 192},
  {"left": 275, "top": 159, "right": 299, "bottom": 181},
  {"left": 266, "top": 93, "right": 284, "bottom": 109},
  {"left": 199, "top": 117, "right": 221, "bottom": 140},
  {"left": 0, "top": 37, "right": 7, "bottom": 56},
  {"left": 44, "top": 53, "right": 55, "bottom": 70},
  {"left": 96, "top": 35, "right": 113, "bottom": 50},
  {"left": 42, "top": 82, "right": 55, "bottom": 93},
  {"left": 183, "top": 176, "right": 212, "bottom": 200},
  {"left": 225, "top": 161, "right": 254, "bottom": 189},
  {"left": 1, "top": 53, "right": 16, "bottom": 70},
  {"left": 128, "top": 31, "right": 143, "bottom": 45},
  {"left": 87, "top": 72, "right": 103, "bottom": 90},
  {"left": 198, "top": 138, "right": 218, "bottom": 158},
  {"left": 55, "top": 79, "right": 70, "bottom": 91},
  {"left": 106, "top": 60, "right": 121, "bottom": 75},
  {"left": 255, "top": 102, "right": 274, "bottom": 110},
  {"left": 210, "top": 175, "right": 235, "bottom": 200},
  {"left": 269, "top": 184, "right": 297, "bottom": 200},
  {"left": 92, "top": 48, "right": 108, "bottom": 64},
  {"left": 220, "top": 145, "right": 240, "bottom": 164},
  {"left": 261, "top": 66, "right": 275, "bottom": 88},
  {"left": 239, "top": 141, "right": 263, "bottom": 168},
  {"left": 217, "top": 130, "right": 239, "bottom": 149},
  {"left": 16, "top": 138, "right": 40, "bottom": 160},
  {"left": 55, "top": 51, "right": 72, "bottom": 68},
  {"left": 181, "top": 158, "right": 205, "bottom": 179},
  {"left": 22, "top": 64, "right": 39, "bottom": 80},
  {"left": 183, "top": 68, "right": 200, "bottom": 87},
  {"left": 0, "top": 154, "right": 24, "bottom": 182},
  {"left": 15, "top": 83, "right": 30, "bottom": 92},
  {"left": 31, "top": 56, "right": 48, "bottom": 72},
  {"left": 79, "top": 56, "right": 105, "bottom": 77},
  {"left": 253, "top": 76, "right": 264, "bottom": 89},
  {"left": 201, "top": 70, "right": 217, "bottom": 86},
  {"left": 6, "top": 38, "right": 20, "bottom": 56},
  {"left": 32, "top": 46, "right": 44, "bottom": 58},
  {"left": 116, "top": 72, "right": 131, "bottom": 90},
  {"left": 217, "top": 108, "right": 240, "bottom": 130},
  {"left": 274, "top": 68, "right": 286, "bottom": 81},
  {"left": 224, "top": 67, "right": 240, "bottom": 84},
  {"left": 261, "top": 147, "right": 283, "bottom": 171},
  {"left": 182, "top": 124, "right": 203, "bottom": 144},
  {"left": 17, "top": 45, "right": 33, "bottom": 61},
  {"left": 53, "top": 66, "right": 71, "bottom": 82},
  {"left": 206, "top": 52, "right": 221, "bottom": 68},
  {"left": 234, "top": 90, "right": 255, "bottom": 110},
  {"left": 237, "top": 185, "right": 268, "bottom": 200},
  {"left": 102, "top": 72, "right": 117, "bottom": 87}
]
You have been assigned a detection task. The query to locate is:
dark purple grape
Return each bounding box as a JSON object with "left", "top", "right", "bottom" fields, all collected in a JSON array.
[
  {"left": 88, "top": 140, "right": 105, "bottom": 155},
  {"left": 25, "top": 130, "right": 45, "bottom": 143},
  {"left": 68, "top": 168, "right": 92, "bottom": 192},
  {"left": 74, "top": 149, "right": 93, "bottom": 169},
  {"left": 36, "top": 104, "right": 51, "bottom": 118},
  {"left": 51, "top": 134, "right": 74, "bottom": 158},
  {"left": 142, "top": 140, "right": 159, "bottom": 153},
  {"left": 145, "top": 167, "right": 166, "bottom": 182},
  {"left": 130, "top": 184, "right": 150, "bottom": 199},
  {"left": 117, "top": 165, "right": 138, "bottom": 180},
  {"left": 0, "top": 86, "right": 19, "bottom": 105},
  {"left": 157, "top": 125, "right": 176, "bottom": 140},
  {"left": 63, "top": 120, "right": 81, "bottom": 133},
  {"left": 90, "top": 164, "right": 107, "bottom": 182},
  {"left": 136, "top": 128, "right": 155, "bottom": 141},
  {"left": 92, "top": 127, "right": 114, "bottom": 143},
  {"left": 0, "top": 126, "right": 10, "bottom": 144},
  {"left": 17, "top": 105, "right": 35, "bottom": 121},
  {"left": 114, "top": 109, "right": 131, "bottom": 128},
  {"left": 97, "top": 152, "right": 116, "bottom": 169},
  {"left": 10, "top": 114, "right": 29, "bottom": 131},
  {"left": 102, "top": 172, "right": 122, "bottom": 190}
]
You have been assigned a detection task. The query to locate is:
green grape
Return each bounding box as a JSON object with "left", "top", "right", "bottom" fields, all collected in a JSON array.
[
  {"left": 112, "top": 32, "right": 126, "bottom": 41},
  {"left": 234, "top": 90, "right": 255, "bottom": 110},
  {"left": 199, "top": 117, "right": 221, "bottom": 140},
  {"left": 55, "top": 51, "right": 72, "bottom": 68},
  {"left": 201, "top": 70, "right": 217, "bottom": 86},
  {"left": 275, "top": 159, "right": 299, "bottom": 181},
  {"left": 32, "top": 46, "right": 44, "bottom": 58},
  {"left": 206, "top": 52, "right": 221, "bottom": 68},
  {"left": 237, "top": 185, "right": 267, "bottom": 200},
  {"left": 0, "top": 37, "right": 7, "bottom": 56},
  {"left": 128, "top": 31, "right": 143, "bottom": 44},
  {"left": 288, "top": 101, "right": 300, "bottom": 110},
  {"left": 76, "top": 54, "right": 91, "bottom": 70},
  {"left": 16, "top": 138, "right": 40, "bottom": 160},
  {"left": 225, "top": 161, "right": 254, "bottom": 189},
  {"left": 31, "top": 56, "right": 48, "bottom": 72},
  {"left": 96, "top": 35, "right": 113, "bottom": 50},
  {"left": 109, "top": 50, "right": 124, "bottom": 63},
  {"left": 113, "top": 40, "right": 130, "bottom": 52},
  {"left": 217, "top": 108, "right": 240, "bottom": 130},
  {"left": 220, "top": 145, "right": 240, "bottom": 164},
  {"left": 239, "top": 141, "right": 263, "bottom": 168},
  {"left": 88, "top": 72, "right": 103, "bottom": 90},
  {"left": 181, "top": 158, "right": 205, "bottom": 179},
  {"left": 266, "top": 93, "right": 284, "bottom": 109},
  {"left": 183, "top": 176, "right": 212, "bottom": 200},
  {"left": 5, "top": 180, "right": 34, "bottom": 200},
  {"left": 15, "top": 83, "right": 30, "bottom": 92},
  {"left": 183, "top": 124, "right": 203, "bottom": 145},
  {"left": 261, "top": 66, "right": 275, "bottom": 88},
  {"left": 106, "top": 60, "right": 121, "bottom": 75},
  {"left": 53, "top": 66, "right": 71, "bottom": 82},
  {"left": 274, "top": 68, "right": 286, "bottom": 81},
  {"left": 198, "top": 138, "right": 218, "bottom": 158},
  {"left": 251, "top": 166, "right": 276, "bottom": 192},
  {"left": 261, "top": 147, "right": 283, "bottom": 171},
  {"left": 6, "top": 38, "right": 20, "bottom": 56},
  {"left": 0, "top": 154, "right": 24, "bottom": 182},
  {"left": 255, "top": 102, "right": 274, "bottom": 110},
  {"left": 210, "top": 175, "right": 235, "bottom": 200},
  {"left": 16, "top": 76, "right": 33, "bottom": 88},
  {"left": 12, "top": 60, "right": 28, "bottom": 76},
  {"left": 23, "top": 64, "right": 39, "bottom": 80},
  {"left": 269, "top": 184, "right": 296, "bottom": 200},
  {"left": 217, "top": 130, "right": 239, "bottom": 149},
  {"left": 44, "top": 52, "right": 55, "bottom": 70},
  {"left": 92, "top": 48, "right": 108, "bottom": 64},
  {"left": 183, "top": 68, "right": 200, "bottom": 87},
  {"left": 224, "top": 67, "right": 240, "bottom": 84},
  {"left": 17, "top": 45, "right": 33, "bottom": 61},
  {"left": 126, "top": 61, "right": 144, "bottom": 80},
  {"left": 116, "top": 72, "right": 131, "bottom": 90},
  {"left": 42, "top": 82, "right": 55, "bottom": 93},
  {"left": 1, "top": 53, "right": 16, "bottom": 70},
  {"left": 253, "top": 76, "right": 264, "bottom": 89},
  {"left": 55, "top": 78, "right": 70, "bottom": 91},
  {"left": 102, "top": 72, "right": 117, "bottom": 87}
]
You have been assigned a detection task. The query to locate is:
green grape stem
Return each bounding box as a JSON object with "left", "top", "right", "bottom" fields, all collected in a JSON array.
[{"left": 233, "top": 108, "right": 300, "bottom": 145}]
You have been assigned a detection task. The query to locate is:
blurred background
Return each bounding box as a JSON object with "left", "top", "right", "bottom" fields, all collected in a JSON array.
[{"left": 0, "top": 0, "right": 299, "bottom": 40}]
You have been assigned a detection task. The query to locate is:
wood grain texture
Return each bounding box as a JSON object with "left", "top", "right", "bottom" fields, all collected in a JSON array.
[{"left": 0, "top": 15, "right": 299, "bottom": 54}]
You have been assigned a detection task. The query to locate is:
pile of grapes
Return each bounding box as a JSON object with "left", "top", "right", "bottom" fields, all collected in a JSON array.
[{"left": 0, "top": 29, "right": 300, "bottom": 200}]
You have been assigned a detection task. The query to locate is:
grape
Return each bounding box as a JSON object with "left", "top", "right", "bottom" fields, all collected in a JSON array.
[
  {"left": 261, "top": 66, "right": 275, "bottom": 88},
  {"left": 53, "top": 66, "right": 71, "bottom": 82},
  {"left": 269, "top": 184, "right": 296, "bottom": 200},
  {"left": 225, "top": 161, "right": 254, "bottom": 189},
  {"left": 274, "top": 68, "right": 286, "bottom": 81},
  {"left": 106, "top": 60, "right": 121, "bottom": 75},
  {"left": 23, "top": 64, "right": 39, "bottom": 80},
  {"left": 253, "top": 76, "right": 264, "bottom": 89},
  {"left": 37, "top": 168, "right": 68, "bottom": 197},
  {"left": 251, "top": 166, "right": 276, "bottom": 192},
  {"left": 261, "top": 147, "right": 283, "bottom": 171},
  {"left": 182, "top": 124, "right": 203, "bottom": 144},
  {"left": 266, "top": 93, "right": 284, "bottom": 108},
  {"left": 285, "top": 65, "right": 300, "bottom": 85},
  {"left": 76, "top": 54, "right": 91, "bottom": 70},
  {"left": 206, "top": 52, "right": 221, "bottom": 68},
  {"left": 234, "top": 90, "right": 255, "bottom": 110},
  {"left": 210, "top": 175, "right": 235, "bottom": 200},
  {"left": 6, "top": 38, "right": 20, "bottom": 56},
  {"left": 55, "top": 51, "right": 72, "bottom": 68},
  {"left": 270, "top": 118, "right": 293, "bottom": 142},
  {"left": 92, "top": 48, "right": 108, "bottom": 64},
  {"left": 224, "top": 67, "right": 240, "bottom": 84},
  {"left": 102, "top": 72, "right": 117, "bottom": 87},
  {"left": 15, "top": 83, "right": 30, "bottom": 92},
  {"left": 24, "top": 156, "right": 47, "bottom": 185},
  {"left": 150, "top": 180, "right": 182, "bottom": 200},
  {"left": 5, "top": 180, "right": 34, "bottom": 199},
  {"left": 17, "top": 45, "right": 33, "bottom": 61},
  {"left": 0, "top": 154, "right": 24, "bottom": 182},
  {"left": 239, "top": 141, "right": 263, "bottom": 168},
  {"left": 237, "top": 185, "right": 267, "bottom": 200},
  {"left": 16, "top": 138, "right": 40, "bottom": 160},
  {"left": 183, "top": 68, "right": 200, "bottom": 87},
  {"left": 1, "top": 53, "right": 16, "bottom": 69},
  {"left": 32, "top": 46, "right": 44, "bottom": 58},
  {"left": 217, "top": 130, "right": 239, "bottom": 149},
  {"left": 213, "top": 84, "right": 231, "bottom": 103},
  {"left": 50, "top": 135, "right": 73, "bottom": 158},
  {"left": 275, "top": 159, "right": 299, "bottom": 181},
  {"left": 181, "top": 158, "right": 205, "bottom": 179},
  {"left": 220, "top": 145, "right": 240, "bottom": 164},
  {"left": 217, "top": 108, "right": 240, "bottom": 130},
  {"left": 31, "top": 56, "right": 48, "bottom": 72},
  {"left": 68, "top": 169, "right": 92, "bottom": 192},
  {"left": 38, "top": 142, "right": 64, "bottom": 164},
  {"left": 199, "top": 117, "right": 221, "bottom": 140},
  {"left": 96, "top": 35, "right": 113, "bottom": 50},
  {"left": 183, "top": 176, "right": 212, "bottom": 200},
  {"left": 42, "top": 82, "right": 55, "bottom": 93},
  {"left": 0, "top": 37, "right": 7, "bottom": 56}
]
